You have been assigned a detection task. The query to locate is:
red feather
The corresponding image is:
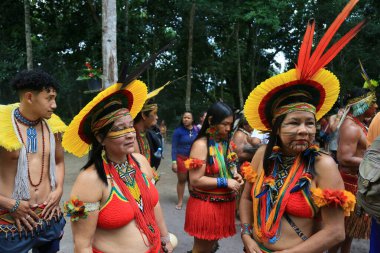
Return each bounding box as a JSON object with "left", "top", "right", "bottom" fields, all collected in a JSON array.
[
  {"left": 297, "top": 19, "right": 315, "bottom": 80},
  {"left": 306, "top": 0, "right": 360, "bottom": 77},
  {"left": 309, "top": 20, "right": 367, "bottom": 75}
]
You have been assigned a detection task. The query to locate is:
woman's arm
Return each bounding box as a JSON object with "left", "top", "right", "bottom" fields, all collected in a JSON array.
[
  {"left": 171, "top": 128, "right": 180, "bottom": 162},
  {"left": 276, "top": 155, "right": 345, "bottom": 253},
  {"left": 70, "top": 167, "right": 103, "bottom": 253},
  {"left": 239, "top": 147, "right": 265, "bottom": 253},
  {"left": 154, "top": 201, "right": 173, "bottom": 253},
  {"left": 188, "top": 138, "right": 240, "bottom": 192}
]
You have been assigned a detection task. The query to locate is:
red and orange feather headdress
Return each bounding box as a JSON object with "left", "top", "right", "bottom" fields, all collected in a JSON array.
[{"left": 244, "top": 0, "right": 366, "bottom": 131}]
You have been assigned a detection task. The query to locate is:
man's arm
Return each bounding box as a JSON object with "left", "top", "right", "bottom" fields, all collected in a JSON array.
[
  {"left": 42, "top": 133, "right": 65, "bottom": 218},
  {"left": 337, "top": 123, "right": 363, "bottom": 169}
]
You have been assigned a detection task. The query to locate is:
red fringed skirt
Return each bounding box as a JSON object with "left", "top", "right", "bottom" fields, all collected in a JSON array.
[
  {"left": 340, "top": 171, "right": 371, "bottom": 239},
  {"left": 184, "top": 189, "right": 237, "bottom": 240}
]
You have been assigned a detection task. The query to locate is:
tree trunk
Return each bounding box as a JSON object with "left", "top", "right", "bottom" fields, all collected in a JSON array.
[
  {"left": 235, "top": 22, "right": 243, "bottom": 108},
  {"left": 185, "top": 2, "right": 196, "bottom": 111},
  {"left": 24, "top": 0, "right": 33, "bottom": 70},
  {"left": 102, "top": 0, "right": 118, "bottom": 88},
  {"left": 124, "top": 0, "right": 129, "bottom": 62},
  {"left": 250, "top": 26, "right": 258, "bottom": 89}
]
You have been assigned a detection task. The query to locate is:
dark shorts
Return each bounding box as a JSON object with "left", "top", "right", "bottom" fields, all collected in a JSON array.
[
  {"left": 0, "top": 216, "right": 66, "bottom": 253},
  {"left": 370, "top": 218, "right": 380, "bottom": 253}
]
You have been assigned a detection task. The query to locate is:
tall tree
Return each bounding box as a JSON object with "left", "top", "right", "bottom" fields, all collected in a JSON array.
[
  {"left": 235, "top": 22, "right": 243, "bottom": 108},
  {"left": 24, "top": 0, "right": 33, "bottom": 70},
  {"left": 102, "top": 0, "right": 118, "bottom": 88},
  {"left": 185, "top": 2, "right": 195, "bottom": 111}
]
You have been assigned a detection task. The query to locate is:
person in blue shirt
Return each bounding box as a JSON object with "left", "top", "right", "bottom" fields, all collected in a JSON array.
[{"left": 171, "top": 111, "right": 199, "bottom": 210}]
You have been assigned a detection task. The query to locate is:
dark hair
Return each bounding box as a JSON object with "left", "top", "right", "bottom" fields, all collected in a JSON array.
[
  {"left": 179, "top": 111, "right": 194, "bottom": 127},
  {"left": 237, "top": 116, "right": 249, "bottom": 128},
  {"left": 11, "top": 69, "right": 59, "bottom": 93},
  {"left": 193, "top": 102, "right": 234, "bottom": 166},
  {"left": 344, "top": 87, "right": 369, "bottom": 105},
  {"left": 263, "top": 114, "right": 285, "bottom": 175},
  {"left": 196, "top": 102, "right": 234, "bottom": 140},
  {"left": 82, "top": 103, "right": 123, "bottom": 185},
  {"left": 134, "top": 101, "right": 155, "bottom": 123}
]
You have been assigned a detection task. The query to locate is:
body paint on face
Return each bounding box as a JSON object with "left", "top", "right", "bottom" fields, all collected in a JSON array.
[{"left": 107, "top": 127, "right": 136, "bottom": 139}]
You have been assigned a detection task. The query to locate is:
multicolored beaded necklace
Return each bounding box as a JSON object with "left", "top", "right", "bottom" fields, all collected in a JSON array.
[
  {"left": 14, "top": 117, "right": 46, "bottom": 190},
  {"left": 207, "top": 127, "right": 238, "bottom": 177},
  {"left": 252, "top": 145, "right": 319, "bottom": 243},
  {"left": 14, "top": 108, "right": 41, "bottom": 153},
  {"left": 103, "top": 155, "right": 160, "bottom": 250},
  {"left": 136, "top": 131, "right": 151, "bottom": 163},
  {"left": 111, "top": 160, "right": 143, "bottom": 211}
]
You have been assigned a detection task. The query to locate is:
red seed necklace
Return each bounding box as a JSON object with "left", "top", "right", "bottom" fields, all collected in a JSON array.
[
  {"left": 14, "top": 119, "right": 45, "bottom": 190},
  {"left": 347, "top": 114, "right": 368, "bottom": 136}
]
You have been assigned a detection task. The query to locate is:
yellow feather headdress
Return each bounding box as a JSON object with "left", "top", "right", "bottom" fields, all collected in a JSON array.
[
  {"left": 244, "top": 0, "right": 366, "bottom": 131},
  {"left": 62, "top": 80, "right": 147, "bottom": 157}
]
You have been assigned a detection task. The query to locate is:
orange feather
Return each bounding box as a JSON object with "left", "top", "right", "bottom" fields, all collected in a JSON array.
[
  {"left": 297, "top": 19, "right": 315, "bottom": 80},
  {"left": 306, "top": 0, "right": 360, "bottom": 77},
  {"left": 310, "top": 20, "right": 367, "bottom": 75}
]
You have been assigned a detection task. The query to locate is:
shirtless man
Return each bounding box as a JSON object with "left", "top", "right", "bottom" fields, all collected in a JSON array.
[
  {"left": 0, "top": 70, "right": 66, "bottom": 253},
  {"left": 330, "top": 88, "right": 378, "bottom": 253}
]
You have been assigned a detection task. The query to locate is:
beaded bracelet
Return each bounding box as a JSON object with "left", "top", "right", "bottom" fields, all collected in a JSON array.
[
  {"left": 217, "top": 177, "right": 228, "bottom": 188},
  {"left": 240, "top": 223, "right": 253, "bottom": 237},
  {"left": 9, "top": 199, "right": 20, "bottom": 213}
]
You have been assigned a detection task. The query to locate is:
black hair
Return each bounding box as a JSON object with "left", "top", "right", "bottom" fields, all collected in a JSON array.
[
  {"left": 344, "top": 87, "right": 369, "bottom": 105},
  {"left": 82, "top": 102, "right": 123, "bottom": 185},
  {"left": 11, "top": 69, "right": 59, "bottom": 94},
  {"left": 179, "top": 111, "right": 194, "bottom": 127},
  {"left": 263, "top": 114, "right": 285, "bottom": 175},
  {"left": 237, "top": 116, "right": 249, "bottom": 128},
  {"left": 195, "top": 101, "right": 234, "bottom": 140},
  {"left": 134, "top": 101, "right": 155, "bottom": 123}
]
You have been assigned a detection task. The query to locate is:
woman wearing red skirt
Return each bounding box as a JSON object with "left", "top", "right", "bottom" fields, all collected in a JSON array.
[{"left": 184, "top": 102, "right": 243, "bottom": 252}]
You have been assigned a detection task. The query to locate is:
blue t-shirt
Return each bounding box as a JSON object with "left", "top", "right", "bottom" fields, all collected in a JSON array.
[{"left": 171, "top": 125, "right": 199, "bottom": 161}]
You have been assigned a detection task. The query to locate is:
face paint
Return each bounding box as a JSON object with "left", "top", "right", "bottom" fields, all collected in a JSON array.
[{"left": 107, "top": 127, "right": 136, "bottom": 139}]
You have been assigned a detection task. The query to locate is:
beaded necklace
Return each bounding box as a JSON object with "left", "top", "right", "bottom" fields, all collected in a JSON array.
[
  {"left": 14, "top": 108, "right": 41, "bottom": 153},
  {"left": 136, "top": 131, "right": 151, "bottom": 163},
  {"left": 347, "top": 113, "right": 368, "bottom": 136},
  {"left": 104, "top": 155, "right": 160, "bottom": 250},
  {"left": 253, "top": 145, "right": 319, "bottom": 243},
  {"left": 14, "top": 118, "right": 45, "bottom": 190},
  {"left": 111, "top": 160, "right": 143, "bottom": 211}
]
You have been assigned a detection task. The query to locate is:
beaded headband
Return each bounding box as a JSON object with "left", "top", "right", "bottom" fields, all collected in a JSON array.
[{"left": 273, "top": 102, "right": 316, "bottom": 122}]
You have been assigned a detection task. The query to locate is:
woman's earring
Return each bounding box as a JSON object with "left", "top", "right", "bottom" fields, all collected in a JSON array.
[{"left": 101, "top": 146, "right": 107, "bottom": 161}]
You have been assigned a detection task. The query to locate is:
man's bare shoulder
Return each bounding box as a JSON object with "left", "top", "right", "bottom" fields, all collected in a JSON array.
[{"left": 340, "top": 119, "right": 361, "bottom": 137}]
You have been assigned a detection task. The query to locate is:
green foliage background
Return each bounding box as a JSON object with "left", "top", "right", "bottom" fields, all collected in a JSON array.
[{"left": 1, "top": 0, "right": 379, "bottom": 129}]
